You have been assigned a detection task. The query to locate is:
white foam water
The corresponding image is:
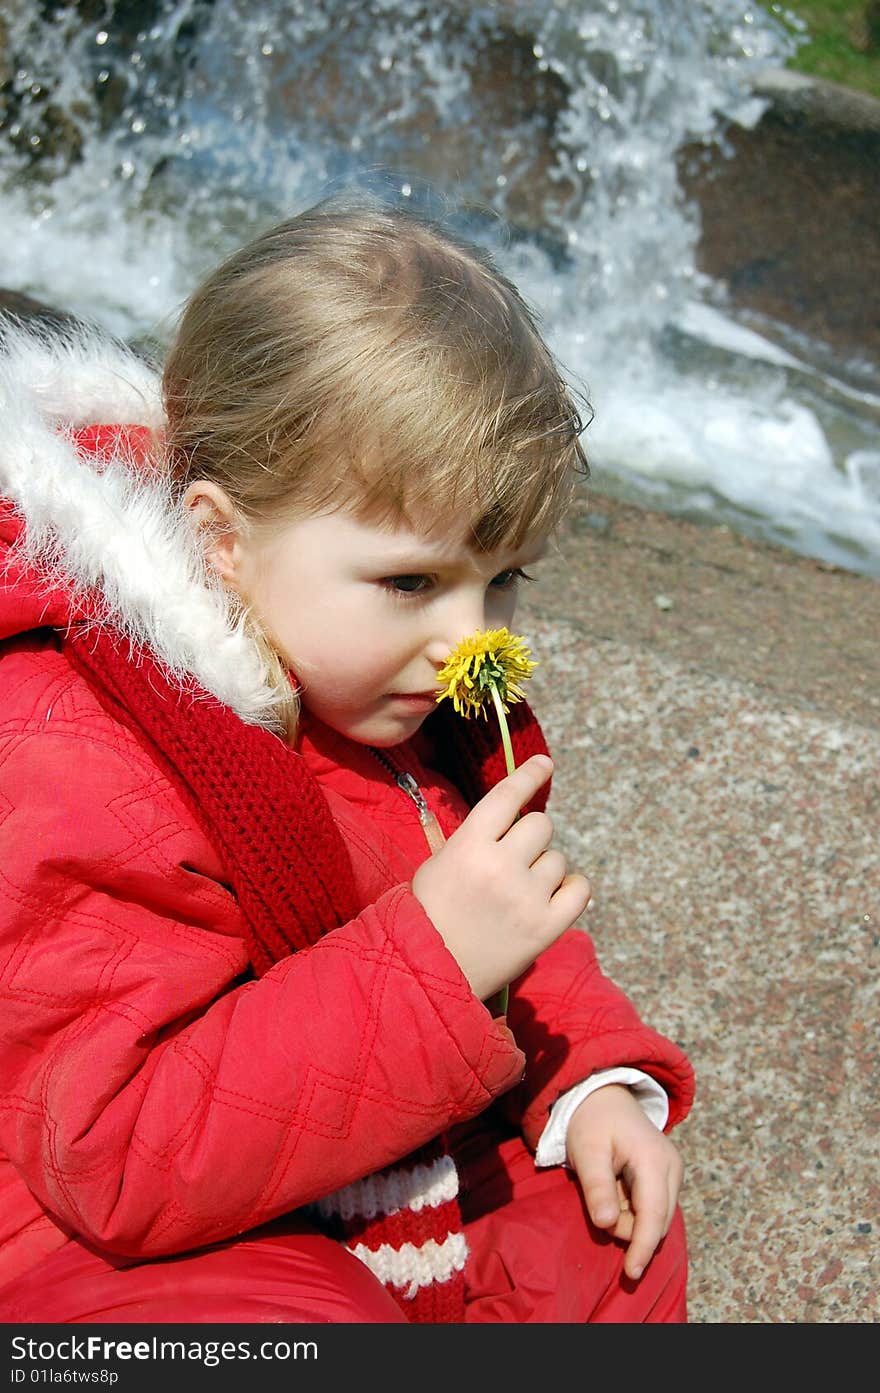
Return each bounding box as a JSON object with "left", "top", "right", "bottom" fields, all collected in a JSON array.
[{"left": 1, "top": 0, "right": 878, "bottom": 574}]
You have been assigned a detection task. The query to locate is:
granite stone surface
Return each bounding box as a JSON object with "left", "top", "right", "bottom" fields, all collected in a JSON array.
[{"left": 516, "top": 492, "right": 878, "bottom": 1324}]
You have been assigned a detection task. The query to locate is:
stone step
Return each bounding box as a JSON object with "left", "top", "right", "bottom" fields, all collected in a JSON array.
[{"left": 517, "top": 496, "right": 878, "bottom": 1321}]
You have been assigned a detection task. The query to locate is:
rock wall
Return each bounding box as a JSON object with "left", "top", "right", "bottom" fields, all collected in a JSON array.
[
  {"left": 2, "top": 0, "right": 878, "bottom": 376},
  {"left": 678, "top": 69, "right": 880, "bottom": 384}
]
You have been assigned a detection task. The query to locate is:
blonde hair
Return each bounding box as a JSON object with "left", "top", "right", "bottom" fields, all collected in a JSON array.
[{"left": 163, "top": 194, "right": 590, "bottom": 733}]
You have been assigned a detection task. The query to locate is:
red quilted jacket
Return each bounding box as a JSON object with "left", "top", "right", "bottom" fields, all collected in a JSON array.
[{"left": 0, "top": 325, "right": 695, "bottom": 1312}]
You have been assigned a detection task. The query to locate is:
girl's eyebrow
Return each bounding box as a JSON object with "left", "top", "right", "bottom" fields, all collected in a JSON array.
[
  {"left": 359, "top": 520, "right": 551, "bottom": 570},
  {"left": 375, "top": 542, "right": 547, "bottom": 572},
  {"left": 520, "top": 542, "right": 549, "bottom": 564}
]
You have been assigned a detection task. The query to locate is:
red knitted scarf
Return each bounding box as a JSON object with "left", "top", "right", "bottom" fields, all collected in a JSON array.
[{"left": 63, "top": 621, "right": 550, "bottom": 1322}]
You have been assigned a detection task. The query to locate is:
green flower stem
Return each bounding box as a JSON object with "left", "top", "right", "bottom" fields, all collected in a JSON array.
[
  {"left": 490, "top": 681, "right": 514, "bottom": 1017},
  {"left": 490, "top": 682, "right": 516, "bottom": 778}
]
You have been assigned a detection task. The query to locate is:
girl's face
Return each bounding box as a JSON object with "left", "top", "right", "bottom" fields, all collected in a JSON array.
[{"left": 225, "top": 504, "right": 546, "bottom": 748}]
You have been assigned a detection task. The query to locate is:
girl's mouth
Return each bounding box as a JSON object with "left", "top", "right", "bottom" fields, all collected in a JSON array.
[{"left": 388, "top": 692, "right": 438, "bottom": 710}]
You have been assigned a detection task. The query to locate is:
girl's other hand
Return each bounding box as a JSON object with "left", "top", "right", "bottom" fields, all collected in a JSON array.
[
  {"left": 411, "top": 754, "right": 591, "bottom": 1001},
  {"left": 565, "top": 1084, "right": 685, "bottom": 1281}
]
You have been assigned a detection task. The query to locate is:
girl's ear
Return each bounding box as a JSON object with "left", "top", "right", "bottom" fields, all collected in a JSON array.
[{"left": 182, "top": 481, "right": 245, "bottom": 585}]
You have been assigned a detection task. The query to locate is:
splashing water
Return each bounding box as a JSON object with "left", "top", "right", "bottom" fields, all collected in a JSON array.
[{"left": 2, "top": 0, "right": 878, "bottom": 574}]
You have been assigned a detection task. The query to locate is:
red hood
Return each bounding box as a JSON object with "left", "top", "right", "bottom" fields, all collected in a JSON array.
[
  {"left": 0, "top": 423, "right": 160, "bottom": 641},
  {"left": 0, "top": 501, "right": 83, "bottom": 639},
  {"left": 0, "top": 324, "right": 281, "bottom": 727}
]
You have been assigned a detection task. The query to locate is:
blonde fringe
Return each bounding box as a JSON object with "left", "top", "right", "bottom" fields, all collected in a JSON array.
[{"left": 162, "top": 195, "right": 590, "bottom": 554}]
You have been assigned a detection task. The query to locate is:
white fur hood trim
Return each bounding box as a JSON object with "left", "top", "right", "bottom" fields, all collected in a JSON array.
[{"left": 0, "top": 321, "right": 282, "bottom": 728}]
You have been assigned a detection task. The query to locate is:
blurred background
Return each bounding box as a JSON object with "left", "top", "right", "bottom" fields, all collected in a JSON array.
[{"left": 1, "top": 0, "right": 878, "bottom": 576}]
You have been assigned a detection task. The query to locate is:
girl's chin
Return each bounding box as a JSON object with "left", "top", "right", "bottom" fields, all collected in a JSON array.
[
  {"left": 314, "top": 704, "right": 432, "bottom": 749},
  {"left": 363, "top": 711, "right": 432, "bottom": 748}
]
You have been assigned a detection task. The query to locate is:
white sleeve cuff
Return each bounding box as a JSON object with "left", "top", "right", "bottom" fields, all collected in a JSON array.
[{"left": 534, "top": 1067, "right": 670, "bottom": 1168}]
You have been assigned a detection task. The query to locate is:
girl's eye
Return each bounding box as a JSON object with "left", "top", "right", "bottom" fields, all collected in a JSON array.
[
  {"left": 384, "top": 575, "right": 431, "bottom": 596},
  {"left": 381, "top": 568, "right": 536, "bottom": 599},
  {"left": 491, "top": 568, "right": 536, "bottom": 589}
]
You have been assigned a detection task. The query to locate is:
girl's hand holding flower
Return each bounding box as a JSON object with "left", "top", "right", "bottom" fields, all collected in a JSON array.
[
  {"left": 410, "top": 754, "right": 591, "bottom": 1002},
  {"left": 412, "top": 628, "right": 591, "bottom": 1006}
]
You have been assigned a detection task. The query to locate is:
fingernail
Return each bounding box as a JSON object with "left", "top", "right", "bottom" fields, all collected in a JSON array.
[
  {"left": 594, "top": 1207, "right": 616, "bottom": 1226},
  {"left": 629, "top": 1264, "right": 643, "bottom": 1280}
]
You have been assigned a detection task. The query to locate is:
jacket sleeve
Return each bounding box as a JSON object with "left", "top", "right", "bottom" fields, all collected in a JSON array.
[
  {"left": 0, "top": 697, "right": 523, "bottom": 1259},
  {"left": 498, "top": 926, "right": 695, "bottom": 1150}
]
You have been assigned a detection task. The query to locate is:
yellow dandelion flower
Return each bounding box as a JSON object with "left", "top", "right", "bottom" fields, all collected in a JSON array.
[
  {"left": 435, "top": 626, "right": 538, "bottom": 730},
  {"left": 435, "top": 623, "right": 539, "bottom": 800}
]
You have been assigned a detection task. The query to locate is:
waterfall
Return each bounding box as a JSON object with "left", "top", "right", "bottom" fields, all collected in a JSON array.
[{"left": 2, "top": 0, "right": 878, "bottom": 573}]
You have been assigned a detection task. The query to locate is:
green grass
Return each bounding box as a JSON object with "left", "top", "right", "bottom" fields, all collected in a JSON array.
[{"left": 770, "top": 2, "right": 880, "bottom": 99}]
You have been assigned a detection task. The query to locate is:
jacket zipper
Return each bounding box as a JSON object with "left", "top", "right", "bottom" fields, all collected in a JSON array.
[{"left": 367, "top": 747, "right": 447, "bottom": 855}]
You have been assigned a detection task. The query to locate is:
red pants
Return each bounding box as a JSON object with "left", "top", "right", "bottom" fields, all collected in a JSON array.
[{"left": 2, "top": 1124, "right": 687, "bottom": 1324}]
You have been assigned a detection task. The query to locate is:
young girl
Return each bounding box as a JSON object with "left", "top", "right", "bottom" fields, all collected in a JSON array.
[{"left": 0, "top": 197, "right": 694, "bottom": 1324}]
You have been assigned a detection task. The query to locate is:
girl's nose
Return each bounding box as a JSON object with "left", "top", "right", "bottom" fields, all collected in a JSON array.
[{"left": 424, "top": 590, "right": 494, "bottom": 665}]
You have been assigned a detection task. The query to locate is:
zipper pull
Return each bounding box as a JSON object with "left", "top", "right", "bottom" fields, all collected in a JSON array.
[{"left": 395, "top": 772, "right": 447, "bottom": 855}]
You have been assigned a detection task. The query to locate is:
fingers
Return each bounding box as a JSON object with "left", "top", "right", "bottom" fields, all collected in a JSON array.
[
  {"left": 577, "top": 1153, "right": 678, "bottom": 1283},
  {"left": 465, "top": 754, "right": 553, "bottom": 839},
  {"left": 549, "top": 872, "right": 592, "bottom": 924},
  {"left": 622, "top": 1200, "right": 667, "bottom": 1281},
  {"left": 584, "top": 1183, "right": 668, "bottom": 1282},
  {"left": 503, "top": 810, "right": 592, "bottom": 920},
  {"left": 517, "top": 849, "right": 591, "bottom": 928},
  {"left": 577, "top": 1153, "right": 622, "bottom": 1233},
  {"left": 607, "top": 1180, "right": 635, "bottom": 1243},
  {"left": 620, "top": 1167, "right": 680, "bottom": 1282}
]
